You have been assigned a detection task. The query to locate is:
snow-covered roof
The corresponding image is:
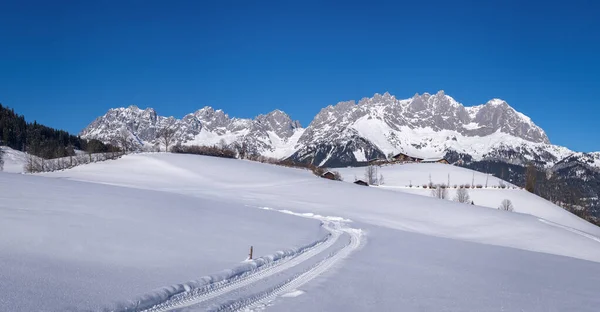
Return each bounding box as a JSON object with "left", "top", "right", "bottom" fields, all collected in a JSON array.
[
  {"left": 392, "top": 152, "right": 424, "bottom": 159},
  {"left": 422, "top": 157, "right": 447, "bottom": 162}
]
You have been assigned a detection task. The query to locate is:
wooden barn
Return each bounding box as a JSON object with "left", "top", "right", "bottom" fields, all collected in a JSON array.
[
  {"left": 353, "top": 180, "right": 369, "bottom": 186},
  {"left": 391, "top": 152, "right": 423, "bottom": 163},
  {"left": 321, "top": 171, "right": 336, "bottom": 180}
]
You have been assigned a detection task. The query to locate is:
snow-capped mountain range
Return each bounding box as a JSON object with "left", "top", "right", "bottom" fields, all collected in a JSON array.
[{"left": 80, "top": 90, "right": 596, "bottom": 169}]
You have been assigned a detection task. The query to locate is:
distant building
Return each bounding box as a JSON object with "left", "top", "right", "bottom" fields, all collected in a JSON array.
[
  {"left": 421, "top": 157, "right": 449, "bottom": 164},
  {"left": 321, "top": 171, "right": 336, "bottom": 180},
  {"left": 391, "top": 152, "right": 423, "bottom": 163},
  {"left": 353, "top": 179, "right": 369, "bottom": 186},
  {"left": 367, "top": 157, "right": 387, "bottom": 166}
]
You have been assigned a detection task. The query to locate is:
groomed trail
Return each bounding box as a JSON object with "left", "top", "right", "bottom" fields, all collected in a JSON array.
[{"left": 126, "top": 208, "right": 364, "bottom": 312}]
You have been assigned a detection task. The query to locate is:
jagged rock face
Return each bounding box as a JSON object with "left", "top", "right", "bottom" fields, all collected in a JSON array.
[
  {"left": 80, "top": 105, "right": 303, "bottom": 158},
  {"left": 290, "top": 91, "right": 554, "bottom": 167},
  {"left": 81, "top": 91, "right": 596, "bottom": 170}
]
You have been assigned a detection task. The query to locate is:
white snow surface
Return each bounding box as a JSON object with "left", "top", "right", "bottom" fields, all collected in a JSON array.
[
  {"left": 2, "top": 153, "right": 600, "bottom": 311},
  {"left": 0, "top": 171, "right": 324, "bottom": 312},
  {"left": 0, "top": 146, "right": 27, "bottom": 173},
  {"left": 337, "top": 163, "right": 599, "bottom": 235}
]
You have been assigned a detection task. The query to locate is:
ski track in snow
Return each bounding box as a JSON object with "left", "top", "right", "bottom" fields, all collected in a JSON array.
[
  {"left": 138, "top": 208, "right": 363, "bottom": 312},
  {"left": 538, "top": 219, "right": 600, "bottom": 244}
]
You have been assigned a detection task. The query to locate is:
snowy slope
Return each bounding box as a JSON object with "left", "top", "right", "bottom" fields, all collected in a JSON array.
[
  {"left": 44, "top": 154, "right": 600, "bottom": 260},
  {"left": 0, "top": 146, "right": 27, "bottom": 173},
  {"left": 0, "top": 173, "right": 324, "bottom": 312},
  {"left": 3, "top": 154, "right": 599, "bottom": 311},
  {"left": 336, "top": 163, "right": 598, "bottom": 233}
]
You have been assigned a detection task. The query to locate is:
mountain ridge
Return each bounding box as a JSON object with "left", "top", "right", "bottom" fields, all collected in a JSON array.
[{"left": 80, "top": 91, "right": 595, "bottom": 169}]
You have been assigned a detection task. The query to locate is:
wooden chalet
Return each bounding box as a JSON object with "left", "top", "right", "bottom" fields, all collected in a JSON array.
[
  {"left": 391, "top": 152, "right": 424, "bottom": 163},
  {"left": 353, "top": 179, "right": 369, "bottom": 186}
]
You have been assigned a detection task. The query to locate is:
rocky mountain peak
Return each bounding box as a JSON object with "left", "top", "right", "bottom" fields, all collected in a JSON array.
[
  {"left": 81, "top": 91, "right": 569, "bottom": 168},
  {"left": 255, "top": 109, "right": 302, "bottom": 138}
]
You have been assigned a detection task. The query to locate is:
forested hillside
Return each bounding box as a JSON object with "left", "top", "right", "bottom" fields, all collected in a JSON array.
[{"left": 0, "top": 104, "right": 117, "bottom": 159}]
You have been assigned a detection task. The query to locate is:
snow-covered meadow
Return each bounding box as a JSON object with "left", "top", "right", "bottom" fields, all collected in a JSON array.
[
  {"left": 337, "top": 162, "right": 596, "bottom": 232},
  {"left": 1, "top": 153, "right": 600, "bottom": 311}
]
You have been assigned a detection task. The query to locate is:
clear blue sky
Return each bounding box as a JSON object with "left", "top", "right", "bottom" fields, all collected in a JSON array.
[{"left": 0, "top": 0, "right": 598, "bottom": 151}]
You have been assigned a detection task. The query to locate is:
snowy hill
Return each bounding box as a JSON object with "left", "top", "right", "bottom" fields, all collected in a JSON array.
[
  {"left": 2, "top": 153, "right": 599, "bottom": 311},
  {"left": 337, "top": 163, "right": 597, "bottom": 233},
  {"left": 43, "top": 154, "right": 600, "bottom": 255},
  {"left": 0, "top": 146, "right": 27, "bottom": 173}
]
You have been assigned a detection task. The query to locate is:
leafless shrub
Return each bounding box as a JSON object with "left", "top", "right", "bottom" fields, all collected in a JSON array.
[
  {"left": 0, "top": 147, "right": 4, "bottom": 171},
  {"left": 498, "top": 199, "right": 514, "bottom": 212},
  {"left": 431, "top": 185, "right": 449, "bottom": 199},
  {"left": 476, "top": 184, "right": 483, "bottom": 189},
  {"left": 364, "top": 165, "right": 378, "bottom": 185},
  {"left": 454, "top": 188, "right": 471, "bottom": 203}
]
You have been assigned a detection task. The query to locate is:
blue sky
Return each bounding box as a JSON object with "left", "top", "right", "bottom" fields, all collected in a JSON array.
[{"left": 0, "top": 0, "right": 598, "bottom": 151}]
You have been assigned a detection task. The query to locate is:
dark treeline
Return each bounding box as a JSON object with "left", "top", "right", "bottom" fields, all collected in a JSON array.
[
  {"left": 0, "top": 103, "right": 118, "bottom": 159},
  {"left": 171, "top": 144, "right": 237, "bottom": 159}
]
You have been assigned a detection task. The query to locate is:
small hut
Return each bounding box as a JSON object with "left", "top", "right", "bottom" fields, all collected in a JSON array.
[
  {"left": 321, "top": 171, "right": 336, "bottom": 180},
  {"left": 353, "top": 179, "right": 369, "bottom": 186},
  {"left": 392, "top": 152, "right": 423, "bottom": 163}
]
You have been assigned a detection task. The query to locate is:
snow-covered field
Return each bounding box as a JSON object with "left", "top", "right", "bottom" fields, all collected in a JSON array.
[
  {"left": 337, "top": 163, "right": 598, "bottom": 233},
  {"left": 1, "top": 153, "right": 600, "bottom": 311},
  {"left": 0, "top": 146, "right": 27, "bottom": 173}
]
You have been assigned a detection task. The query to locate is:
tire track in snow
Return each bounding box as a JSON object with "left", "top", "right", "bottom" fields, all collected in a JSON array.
[
  {"left": 139, "top": 208, "right": 362, "bottom": 312},
  {"left": 211, "top": 226, "right": 363, "bottom": 312}
]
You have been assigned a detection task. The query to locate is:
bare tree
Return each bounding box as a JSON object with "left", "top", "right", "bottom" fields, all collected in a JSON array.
[
  {"left": 25, "top": 154, "right": 41, "bottom": 173},
  {"left": 118, "top": 128, "right": 133, "bottom": 153},
  {"left": 454, "top": 188, "right": 470, "bottom": 203},
  {"left": 499, "top": 199, "right": 514, "bottom": 212},
  {"left": 498, "top": 180, "right": 507, "bottom": 189},
  {"left": 364, "top": 165, "right": 378, "bottom": 184},
  {"left": 218, "top": 138, "right": 227, "bottom": 149},
  {"left": 332, "top": 171, "right": 343, "bottom": 181},
  {"left": 525, "top": 163, "right": 536, "bottom": 193},
  {"left": 0, "top": 147, "right": 4, "bottom": 171},
  {"left": 157, "top": 127, "right": 176, "bottom": 152},
  {"left": 379, "top": 173, "right": 385, "bottom": 185},
  {"left": 431, "top": 185, "right": 449, "bottom": 199}
]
